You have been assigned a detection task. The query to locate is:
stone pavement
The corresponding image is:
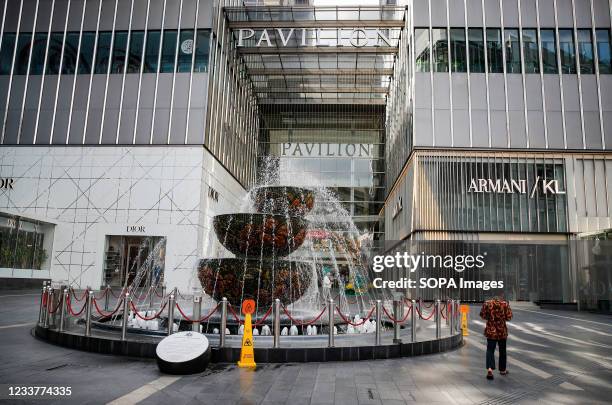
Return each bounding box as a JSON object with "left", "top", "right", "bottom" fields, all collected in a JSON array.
[{"left": 0, "top": 291, "right": 611, "bottom": 404}]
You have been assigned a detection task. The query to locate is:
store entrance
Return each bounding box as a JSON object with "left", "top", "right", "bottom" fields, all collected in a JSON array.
[{"left": 103, "top": 235, "right": 166, "bottom": 289}]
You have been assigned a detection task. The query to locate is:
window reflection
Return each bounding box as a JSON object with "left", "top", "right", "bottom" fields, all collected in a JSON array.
[
  {"left": 541, "top": 29, "right": 558, "bottom": 74},
  {"left": 415, "top": 28, "right": 430, "bottom": 72},
  {"left": 577, "top": 29, "right": 594, "bottom": 74},
  {"left": 432, "top": 28, "right": 448, "bottom": 72},
  {"left": 596, "top": 29, "right": 612, "bottom": 74},
  {"left": 450, "top": 28, "right": 467, "bottom": 72},
  {"left": 468, "top": 28, "right": 485, "bottom": 73},
  {"left": 505, "top": 29, "right": 521, "bottom": 73},
  {"left": 486, "top": 28, "right": 503, "bottom": 73},
  {"left": 522, "top": 29, "right": 539, "bottom": 73},
  {"left": 559, "top": 29, "right": 577, "bottom": 74}
]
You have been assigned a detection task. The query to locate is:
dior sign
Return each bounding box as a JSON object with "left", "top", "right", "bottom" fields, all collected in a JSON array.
[
  {"left": 237, "top": 28, "right": 394, "bottom": 48},
  {"left": 468, "top": 177, "right": 565, "bottom": 197}
]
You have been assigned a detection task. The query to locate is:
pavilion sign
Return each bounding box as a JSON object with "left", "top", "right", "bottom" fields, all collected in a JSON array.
[
  {"left": 281, "top": 143, "right": 373, "bottom": 158},
  {"left": 236, "top": 28, "right": 395, "bottom": 48}
]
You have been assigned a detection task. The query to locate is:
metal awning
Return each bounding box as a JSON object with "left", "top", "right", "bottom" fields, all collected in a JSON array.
[{"left": 223, "top": 6, "right": 406, "bottom": 105}]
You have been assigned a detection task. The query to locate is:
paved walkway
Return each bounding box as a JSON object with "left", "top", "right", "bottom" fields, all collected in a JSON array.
[{"left": 0, "top": 292, "right": 610, "bottom": 404}]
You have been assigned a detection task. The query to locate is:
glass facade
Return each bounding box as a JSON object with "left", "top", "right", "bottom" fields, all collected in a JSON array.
[
  {"left": 415, "top": 26, "right": 612, "bottom": 75},
  {"left": 258, "top": 105, "right": 385, "bottom": 240},
  {"left": 0, "top": 29, "right": 211, "bottom": 76},
  {"left": 415, "top": 155, "right": 568, "bottom": 233},
  {"left": 0, "top": 214, "right": 52, "bottom": 271}
]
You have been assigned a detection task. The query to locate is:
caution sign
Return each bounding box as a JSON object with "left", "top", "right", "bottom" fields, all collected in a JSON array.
[
  {"left": 237, "top": 300, "right": 256, "bottom": 368},
  {"left": 460, "top": 304, "right": 469, "bottom": 336},
  {"left": 242, "top": 299, "right": 255, "bottom": 315}
]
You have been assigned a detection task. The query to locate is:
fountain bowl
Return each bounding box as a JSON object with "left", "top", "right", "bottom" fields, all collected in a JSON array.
[
  {"left": 250, "top": 186, "right": 315, "bottom": 217},
  {"left": 197, "top": 258, "right": 313, "bottom": 308},
  {"left": 213, "top": 213, "right": 308, "bottom": 258}
]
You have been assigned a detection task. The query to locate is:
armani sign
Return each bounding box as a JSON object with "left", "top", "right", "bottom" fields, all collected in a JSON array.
[{"left": 468, "top": 177, "right": 565, "bottom": 197}]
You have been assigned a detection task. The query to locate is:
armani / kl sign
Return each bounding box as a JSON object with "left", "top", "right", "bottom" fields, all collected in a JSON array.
[
  {"left": 237, "top": 28, "right": 394, "bottom": 48},
  {"left": 468, "top": 177, "right": 565, "bottom": 197}
]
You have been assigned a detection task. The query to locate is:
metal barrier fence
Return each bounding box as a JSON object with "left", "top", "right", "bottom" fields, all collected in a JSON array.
[{"left": 38, "top": 283, "right": 463, "bottom": 347}]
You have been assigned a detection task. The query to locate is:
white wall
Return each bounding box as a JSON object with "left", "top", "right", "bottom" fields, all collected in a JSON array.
[{"left": 0, "top": 146, "right": 246, "bottom": 290}]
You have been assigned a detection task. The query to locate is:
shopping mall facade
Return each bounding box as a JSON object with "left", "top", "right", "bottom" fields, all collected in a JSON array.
[{"left": 0, "top": 0, "right": 610, "bottom": 309}]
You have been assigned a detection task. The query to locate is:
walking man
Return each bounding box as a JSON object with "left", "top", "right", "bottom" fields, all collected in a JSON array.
[{"left": 479, "top": 296, "right": 513, "bottom": 380}]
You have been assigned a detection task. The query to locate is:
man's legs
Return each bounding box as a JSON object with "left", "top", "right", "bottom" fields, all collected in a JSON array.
[
  {"left": 498, "top": 339, "right": 507, "bottom": 371},
  {"left": 486, "top": 339, "right": 497, "bottom": 370}
]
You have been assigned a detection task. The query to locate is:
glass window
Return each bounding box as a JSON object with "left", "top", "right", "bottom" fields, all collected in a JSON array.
[
  {"left": 596, "top": 29, "right": 612, "bottom": 74},
  {"left": 450, "top": 28, "right": 467, "bottom": 72},
  {"left": 144, "top": 30, "right": 160, "bottom": 73},
  {"left": 29, "top": 32, "right": 48, "bottom": 75},
  {"left": 126, "top": 30, "right": 144, "bottom": 73},
  {"left": 94, "top": 31, "right": 112, "bottom": 74},
  {"left": 77, "top": 32, "right": 95, "bottom": 74},
  {"left": 61, "top": 32, "right": 80, "bottom": 74},
  {"left": 504, "top": 29, "right": 521, "bottom": 73},
  {"left": 414, "top": 28, "right": 430, "bottom": 72},
  {"left": 522, "top": 29, "right": 539, "bottom": 73},
  {"left": 432, "top": 28, "right": 448, "bottom": 72},
  {"left": 46, "top": 33, "right": 64, "bottom": 74},
  {"left": 177, "top": 29, "right": 193, "bottom": 72},
  {"left": 486, "top": 28, "right": 503, "bottom": 73},
  {"left": 468, "top": 28, "right": 485, "bottom": 73},
  {"left": 577, "top": 29, "right": 594, "bottom": 74},
  {"left": 14, "top": 32, "right": 32, "bottom": 75},
  {"left": 559, "top": 29, "right": 576, "bottom": 74},
  {"left": 160, "top": 30, "right": 177, "bottom": 73},
  {"left": 0, "top": 33, "right": 16, "bottom": 74},
  {"left": 541, "top": 29, "right": 558, "bottom": 74},
  {"left": 194, "top": 29, "right": 210, "bottom": 72},
  {"left": 110, "top": 31, "right": 128, "bottom": 73}
]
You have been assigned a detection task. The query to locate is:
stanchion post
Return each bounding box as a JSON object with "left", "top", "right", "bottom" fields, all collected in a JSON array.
[
  {"left": 38, "top": 284, "right": 47, "bottom": 325},
  {"left": 59, "top": 288, "right": 68, "bottom": 332},
  {"left": 393, "top": 300, "right": 402, "bottom": 343},
  {"left": 43, "top": 286, "right": 52, "bottom": 328},
  {"left": 121, "top": 293, "right": 130, "bottom": 341},
  {"left": 273, "top": 298, "right": 280, "bottom": 349},
  {"left": 220, "top": 297, "right": 228, "bottom": 347},
  {"left": 85, "top": 291, "right": 93, "bottom": 337},
  {"left": 449, "top": 299, "right": 455, "bottom": 334},
  {"left": 328, "top": 298, "right": 334, "bottom": 348},
  {"left": 445, "top": 300, "right": 450, "bottom": 325},
  {"left": 167, "top": 293, "right": 175, "bottom": 335},
  {"left": 104, "top": 285, "right": 110, "bottom": 312},
  {"left": 435, "top": 299, "right": 441, "bottom": 339},
  {"left": 192, "top": 295, "right": 201, "bottom": 332},
  {"left": 411, "top": 299, "right": 416, "bottom": 342},
  {"left": 456, "top": 300, "right": 461, "bottom": 333},
  {"left": 375, "top": 300, "right": 382, "bottom": 346}
]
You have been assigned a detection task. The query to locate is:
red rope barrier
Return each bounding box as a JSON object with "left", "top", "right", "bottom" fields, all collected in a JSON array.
[
  {"left": 47, "top": 295, "right": 62, "bottom": 314},
  {"left": 228, "top": 304, "right": 243, "bottom": 324},
  {"left": 415, "top": 304, "right": 435, "bottom": 321},
  {"left": 130, "top": 300, "right": 168, "bottom": 321},
  {"left": 382, "top": 305, "right": 412, "bottom": 323},
  {"left": 253, "top": 306, "right": 273, "bottom": 327},
  {"left": 282, "top": 305, "right": 327, "bottom": 326},
  {"left": 93, "top": 297, "right": 123, "bottom": 318},
  {"left": 69, "top": 287, "right": 88, "bottom": 302},
  {"left": 335, "top": 305, "right": 376, "bottom": 326},
  {"left": 175, "top": 302, "right": 219, "bottom": 323},
  {"left": 421, "top": 300, "right": 434, "bottom": 309},
  {"left": 108, "top": 288, "right": 122, "bottom": 299},
  {"left": 95, "top": 288, "right": 108, "bottom": 300},
  {"left": 66, "top": 296, "right": 87, "bottom": 317},
  {"left": 42, "top": 292, "right": 47, "bottom": 306}
]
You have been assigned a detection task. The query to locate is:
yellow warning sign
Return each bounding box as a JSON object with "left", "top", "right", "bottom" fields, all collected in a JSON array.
[
  {"left": 238, "top": 304, "right": 256, "bottom": 368},
  {"left": 461, "top": 311, "right": 469, "bottom": 336}
]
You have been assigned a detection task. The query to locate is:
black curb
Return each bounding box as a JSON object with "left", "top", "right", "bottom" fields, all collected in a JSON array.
[{"left": 35, "top": 325, "right": 464, "bottom": 362}]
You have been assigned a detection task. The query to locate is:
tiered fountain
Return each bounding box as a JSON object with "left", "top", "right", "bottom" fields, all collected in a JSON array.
[{"left": 198, "top": 186, "right": 316, "bottom": 315}]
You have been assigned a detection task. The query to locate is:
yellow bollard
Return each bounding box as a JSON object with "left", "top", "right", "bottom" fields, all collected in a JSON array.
[
  {"left": 238, "top": 299, "right": 256, "bottom": 368},
  {"left": 460, "top": 304, "right": 469, "bottom": 336}
]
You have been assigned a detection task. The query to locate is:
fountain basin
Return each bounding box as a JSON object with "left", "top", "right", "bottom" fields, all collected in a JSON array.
[
  {"left": 250, "top": 186, "right": 315, "bottom": 217},
  {"left": 213, "top": 213, "right": 308, "bottom": 258},
  {"left": 197, "top": 258, "right": 313, "bottom": 308}
]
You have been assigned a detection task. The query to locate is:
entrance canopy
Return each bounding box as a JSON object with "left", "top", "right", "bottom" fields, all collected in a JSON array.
[{"left": 224, "top": 6, "right": 406, "bottom": 105}]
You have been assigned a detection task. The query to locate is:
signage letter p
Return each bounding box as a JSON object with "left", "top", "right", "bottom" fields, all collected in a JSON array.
[{"left": 238, "top": 29, "right": 255, "bottom": 47}]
